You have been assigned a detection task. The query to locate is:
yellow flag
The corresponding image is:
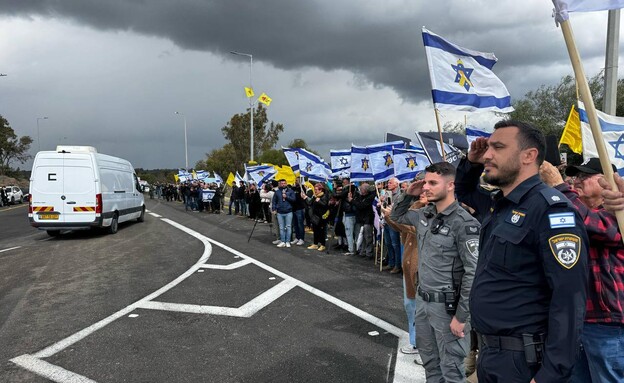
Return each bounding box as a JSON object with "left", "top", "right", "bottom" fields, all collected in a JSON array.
[
  {"left": 174, "top": 174, "right": 179, "bottom": 182},
  {"left": 226, "top": 172, "right": 235, "bottom": 185},
  {"left": 245, "top": 87, "right": 254, "bottom": 98},
  {"left": 559, "top": 105, "right": 582, "bottom": 154},
  {"left": 274, "top": 165, "right": 296, "bottom": 185},
  {"left": 258, "top": 93, "right": 272, "bottom": 106}
]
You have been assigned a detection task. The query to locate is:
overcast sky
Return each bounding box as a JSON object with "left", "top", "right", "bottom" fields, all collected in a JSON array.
[{"left": 0, "top": 1, "right": 619, "bottom": 170}]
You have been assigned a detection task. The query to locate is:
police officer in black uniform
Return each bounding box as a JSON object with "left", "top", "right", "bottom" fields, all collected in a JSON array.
[{"left": 455, "top": 120, "right": 588, "bottom": 383}]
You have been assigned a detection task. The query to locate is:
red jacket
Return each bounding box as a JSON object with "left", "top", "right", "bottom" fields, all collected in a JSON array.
[{"left": 557, "top": 184, "right": 624, "bottom": 324}]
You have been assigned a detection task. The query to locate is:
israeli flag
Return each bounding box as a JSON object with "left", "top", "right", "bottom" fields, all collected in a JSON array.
[
  {"left": 393, "top": 147, "right": 430, "bottom": 181},
  {"left": 246, "top": 164, "right": 277, "bottom": 186},
  {"left": 178, "top": 169, "right": 191, "bottom": 183},
  {"left": 350, "top": 145, "right": 374, "bottom": 182},
  {"left": 330, "top": 149, "right": 351, "bottom": 177},
  {"left": 282, "top": 147, "right": 300, "bottom": 173},
  {"left": 235, "top": 171, "right": 244, "bottom": 184},
  {"left": 213, "top": 172, "right": 224, "bottom": 185},
  {"left": 369, "top": 140, "right": 405, "bottom": 182},
  {"left": 579, "top": 101, "right": 624, "bottom": 175},
  {"left": 298, "top": 148, "right": 331, "bottom": 182},
  {"left": 466, "top": 125, "right": 492, "bottom": 148},
  {"left": 422, "top": 27, "right": 513, "bottom": 113},
  {"left": 195, "top": 170, "right": 208, "bottom": 180}
]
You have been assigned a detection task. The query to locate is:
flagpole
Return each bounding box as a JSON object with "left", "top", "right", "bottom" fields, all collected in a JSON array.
[
  {"left": 434, "top": 108, "right": 446, "bottom": 160},
  {"left": 559, "top": 17, "right": 624, "bottom": 243}
]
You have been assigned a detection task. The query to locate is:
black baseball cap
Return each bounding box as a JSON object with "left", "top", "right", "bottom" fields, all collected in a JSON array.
[{"left": 565, "top": 157, "right": 617, "bottom": 176}]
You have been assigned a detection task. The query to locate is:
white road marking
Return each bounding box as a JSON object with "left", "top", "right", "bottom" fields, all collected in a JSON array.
[
  {"left": 0, "top": 246, "right": 21, "bottom": 253},
  {"left": 368, "top": 331, "right": 380, "bottom": 336},
  {"left": 149, "top": 212, "right": 162, "bottom": 218},
  {"left": 11, "top": 215, "right": 424, "bottom": 382},
  {"left": 11, "top": 355, "right": 97, "bottom": 383},
  {"left": 128, "top": 314, "right": 139, "bottom": 318},
  {"left": 138, "top": 279, "right": 296, "bottom": 318},
  {"left": 199, "top": 259, "right": 251, "bottom": 270}
]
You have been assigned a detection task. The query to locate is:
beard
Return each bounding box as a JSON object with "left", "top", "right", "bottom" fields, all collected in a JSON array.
[
  {"left": 425, "top": 190, "right": 446, "bottom": 203},
  {"left": 483, "top": 158, "right": 520, "bottom": 187}
]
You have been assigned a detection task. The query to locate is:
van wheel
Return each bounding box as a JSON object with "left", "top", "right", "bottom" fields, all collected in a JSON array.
[
  {"left": 137, "top": 207, "right": 145, "bottom": 222},
  {"left": 108, "top": 214, "right": 119, "bottom": 234},
  {"left": 47, "top": 230, "right": 60, "bottom": 237}
]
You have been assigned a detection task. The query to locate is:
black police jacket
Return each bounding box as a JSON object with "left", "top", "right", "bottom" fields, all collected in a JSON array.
[{"left": 455, "top": 158, "right": 589, "bottom": 383}]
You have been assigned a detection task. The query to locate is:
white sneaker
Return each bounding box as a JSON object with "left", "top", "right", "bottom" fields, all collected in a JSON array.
[
  {"left": 272, "top": 239, "right": 281, "bottom": 245},
  {"left": 413, "top": 350, "right": 423, "bottom": 366},
  {"left": 290, "top": 239, "right": 298, "bottom": 245},
  {"left": 400, "top": 345, "right": 419, "bottom": 355},
  {"left": 276, "top": 242, "right": 286, "bottom": 248},
  {"left": 296, "top": 239, "right": 304, "bottom": 246},
  {"left": 286, "top": 242, "right": 291, "bottom": 248}
]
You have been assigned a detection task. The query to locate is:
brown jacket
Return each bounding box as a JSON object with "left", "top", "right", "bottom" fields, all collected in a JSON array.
[{"left": 385, "top": 200, "right": 425, "bottom": 299}]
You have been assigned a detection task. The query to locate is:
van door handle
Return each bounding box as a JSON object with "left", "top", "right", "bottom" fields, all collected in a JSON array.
[{"left": 66, "top": 201, "right": 76, "bottom": 204}]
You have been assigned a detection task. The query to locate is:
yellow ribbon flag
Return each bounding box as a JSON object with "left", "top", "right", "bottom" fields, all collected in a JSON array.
[
  {"left": 559, "top": 105, "right": 583, "bottom": 154},
  {"left": 225, "top": 172, "right": 235, "bottom": 186},
  {"left": 258, "top": 93, "right": 273, "bottom": 106},
  {"left": 174, "top": 174, "right": 179, "bottom": 183},
  {"left": 245, "top": 87, "right": 254, "bottom": 98}
]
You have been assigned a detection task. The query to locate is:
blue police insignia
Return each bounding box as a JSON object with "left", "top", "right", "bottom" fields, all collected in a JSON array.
[
  {"left": 548, "top": 234, "right": 580, "bottom": 269},
  {"left": 505, "top": 209, "right": 526, "bottom": 226}
]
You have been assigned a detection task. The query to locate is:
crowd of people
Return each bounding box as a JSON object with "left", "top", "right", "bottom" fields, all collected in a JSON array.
[{"left": 150, "top": 118, "right": 624, "bottom": 383}]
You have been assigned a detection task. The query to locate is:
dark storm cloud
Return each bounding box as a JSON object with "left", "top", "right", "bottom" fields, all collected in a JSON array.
[{"left": 0, "top": 0, "right": 589, "bottom": 103}]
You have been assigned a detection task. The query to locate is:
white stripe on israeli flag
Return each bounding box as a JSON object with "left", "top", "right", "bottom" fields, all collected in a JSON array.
[{"left": 549, "top": 212, "right": 576, "bottom": 229}]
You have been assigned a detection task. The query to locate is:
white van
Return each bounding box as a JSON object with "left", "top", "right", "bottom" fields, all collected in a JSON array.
[{"left": 29, "top": 146, "right": 145, "bottom": 236}]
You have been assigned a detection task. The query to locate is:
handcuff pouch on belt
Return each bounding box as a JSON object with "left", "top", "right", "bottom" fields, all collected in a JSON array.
[{"left": 522, "top": 333, "right": 545, "bottom": 366}]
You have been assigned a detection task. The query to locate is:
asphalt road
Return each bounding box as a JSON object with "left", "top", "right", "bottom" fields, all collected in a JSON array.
[{"left": 0, "top": 198, "right": 425, "bottom": 382}]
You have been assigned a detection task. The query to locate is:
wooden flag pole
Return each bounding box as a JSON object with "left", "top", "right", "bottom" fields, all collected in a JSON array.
[
  {"left": 560, "top": 18, "right": 624, "bottom": 243},
  {"left": 434, "top": 108, "right": 446, "bottom": 161}
]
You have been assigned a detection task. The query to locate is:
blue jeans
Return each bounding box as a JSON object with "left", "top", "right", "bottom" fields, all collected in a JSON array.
[
  {"left": 292, "top": 209, "right": 305, "bottom": 241},
  {"left": 384, "top": 224, "right": 402, "bottom": 268},
  {"left": 403, "top": 278, "right": 416, "bottom": 347},
  {"left": 343, "top": 215, "right": 356, "bottom": 252},
  {"left": 570, "top": 323, "right": 624, "bottom": 383},
  {"left": 277, "top": 212, "right": 293, "bottom": 244}
]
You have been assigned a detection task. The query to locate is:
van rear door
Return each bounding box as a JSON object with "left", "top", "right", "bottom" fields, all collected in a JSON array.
[{"left": 31, "top": 154, "right": 96, "bottom": 224}]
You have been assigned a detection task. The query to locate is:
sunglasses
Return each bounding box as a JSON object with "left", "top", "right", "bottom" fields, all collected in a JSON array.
[{"left": 574, "top": 172, "right": 598, "bottom": 182}]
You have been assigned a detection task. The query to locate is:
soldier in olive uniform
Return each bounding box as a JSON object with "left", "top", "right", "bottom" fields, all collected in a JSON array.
[{"left": 388, "top": 162, "right": 479, "bottom": 383}]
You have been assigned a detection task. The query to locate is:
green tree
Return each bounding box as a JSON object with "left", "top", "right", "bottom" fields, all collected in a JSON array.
[
  {"left": 203, "top": 143, "right": 240, "bottom": 175},
  {"left": 508, "top": 73, "right": 603, "bottom": 137},
  {"left": 257, "top": 148, "right": 288, "bottom": 166},
  {"left": 221, "top": 103, "right": 284, "bottom": 164},
  {"left": 0, "top": 115, "right": 33, "bottom": 175}
]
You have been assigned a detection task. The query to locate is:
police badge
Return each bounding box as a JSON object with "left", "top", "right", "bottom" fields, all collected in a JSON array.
[{"left": 548, "top": 234, "right": 581, "bottom": 269}]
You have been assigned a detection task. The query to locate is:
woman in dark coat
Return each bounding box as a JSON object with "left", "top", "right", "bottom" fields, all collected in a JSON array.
[{"left": 301, "top": 183, "right": 330, "bottom": 251}]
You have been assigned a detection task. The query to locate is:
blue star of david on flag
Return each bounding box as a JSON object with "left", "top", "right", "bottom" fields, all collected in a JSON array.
[
  {"left": 361, "top": 158, "right": 370, "bottom": 171},
  {"left": 383, "top": 153, "right": 393, "bottom": 167},
  {"left": 609, "top": 134, "right": 624, "bottom": 162},
  {"left": 405, "top": 156, "right": 417, "bottom": 170},
  {"left": 452, "top": 59, "right": 474, "bottom": 91}
]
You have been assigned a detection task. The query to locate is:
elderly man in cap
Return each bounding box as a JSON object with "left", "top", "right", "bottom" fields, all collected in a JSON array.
[{"left": 540, "top": 157, "right": 624, "bottom": 383}]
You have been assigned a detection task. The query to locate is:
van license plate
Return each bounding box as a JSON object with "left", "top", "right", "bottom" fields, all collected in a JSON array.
[{"left": 39, "top": 214, "right": 59, "bottom": 220}]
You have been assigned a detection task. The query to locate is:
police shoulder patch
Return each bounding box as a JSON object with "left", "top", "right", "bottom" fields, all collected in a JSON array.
[
  {"left": 540, "top": 188, "right": 567, "bottom": 206},
  {"left": 548, "top": 234, "right": 581, "bottom": 269},
  {"left": 465, "top": 225, "right": 480, "bottom": 235},
  {"left": 548, "top": 212, "right": 576, "bottom": 229},
  {"left": 465, "top": 238, "right": 479, "bottom": 259}
]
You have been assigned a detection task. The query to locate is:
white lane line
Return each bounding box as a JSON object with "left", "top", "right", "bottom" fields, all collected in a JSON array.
[
  {"left": 149, "top": 213, "right": 162, "bottom": 218},
  {"left": 12, "top": 214, "right": 423, "bottom": 383},
  {"left": 199, "top": 259, "right": 251, "bottom": 270},
  {"left": 138, "top": 279, "right": 296, "bottom": 317},
  {"left": 0, "top": 246, "right": 21, "bottom": 253},
  {"left": 28, "top": 220, "right": 212, "bottom": 359},
  {"left": 11, "top": 355, "right": 97, "bottom": 383}
]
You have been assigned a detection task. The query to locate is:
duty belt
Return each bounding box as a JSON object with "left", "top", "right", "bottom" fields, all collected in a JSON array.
[
  {"left": 476, "top": 332, "right": 524, "bottom": 352},
  {"left": 417, "top": 287, "right": 446, "bottom": 303}
]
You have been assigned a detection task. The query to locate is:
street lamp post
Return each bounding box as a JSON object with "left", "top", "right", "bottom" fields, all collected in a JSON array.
[
  {"left": 230, "top": 50, "right": 254, "bottom": 162},
  {"left": 36, "top": 116, "right": 48, "bottom": 151},
  {"left": 174, "top": 112, "right": 189, "bottom": 170}
]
